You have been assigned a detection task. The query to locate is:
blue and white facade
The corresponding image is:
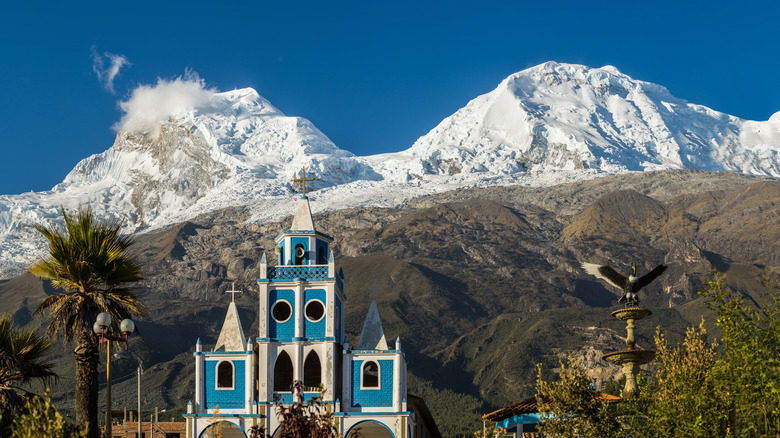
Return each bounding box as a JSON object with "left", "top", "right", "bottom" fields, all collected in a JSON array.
[{"left": 185, "top": 194, "right": 420, "bottom": 438}]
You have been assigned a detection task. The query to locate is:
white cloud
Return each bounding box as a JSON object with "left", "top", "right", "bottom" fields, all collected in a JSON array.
[
  {"left": 91, "top": 47, "right": 131, "bottom": 94},
  {"left": 114, "top": 71, "right": 217, "bottom": 138}
]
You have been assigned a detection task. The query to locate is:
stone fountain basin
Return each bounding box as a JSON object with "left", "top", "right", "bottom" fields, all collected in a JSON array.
[
  {"left": 602, "top": 349, "right": 655, "bottom": 366},
  {"left": 611, "top": 307, "right": 652, "bottom": 321}
]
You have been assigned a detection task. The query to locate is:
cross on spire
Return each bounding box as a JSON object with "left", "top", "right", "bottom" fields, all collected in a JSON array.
[
  {"left": 291, "top": 166, "right": 317, "bottom": 196},
  {"left": 366, "top": 282, "right": 382, "bottom": 301},
  {"left": 226, "top": 282, "right": 242, "bottom": 302}
]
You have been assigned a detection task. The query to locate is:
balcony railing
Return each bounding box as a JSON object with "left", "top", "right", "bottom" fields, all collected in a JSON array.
[{"left": 267, "top": 265, "right": 329, "bottom": 281}]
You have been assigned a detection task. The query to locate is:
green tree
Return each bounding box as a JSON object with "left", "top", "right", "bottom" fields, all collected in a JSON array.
[
  {"left": 535, "top": 357, "right": 623, "bottom": 438},
  {"left": 702, "top": 273, "right": 780, "bottom": 436},
  {"left": 0, "top": 314, "right": 57, "bottom": 415},
  {"left": 629, "top": 321, "right": 728, "bottom": 438},
  {"left": 5, "top": 389, "right": 87, "bottom": 438},
  {"left": 29, "top": 207, "right": 144, "bottom": 438}
]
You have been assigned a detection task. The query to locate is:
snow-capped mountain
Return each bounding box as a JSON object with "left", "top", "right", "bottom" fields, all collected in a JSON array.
[
  {"left": 0, "top": 62, "right": 778, "bottom": 278},
  {"left": 369, "top": 61, "right": 780, "bottom": 181}
]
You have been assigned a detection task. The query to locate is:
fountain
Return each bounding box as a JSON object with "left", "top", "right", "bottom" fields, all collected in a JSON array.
[
  {"left": 580, "top": 262, "right": 666, "bottom": 399},
  {"left": 601, "top": 306, "right": 655, "bottom": 398}
]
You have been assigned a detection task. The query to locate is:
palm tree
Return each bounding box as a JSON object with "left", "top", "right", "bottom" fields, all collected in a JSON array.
[
  {"left": 29, "top": 207, "right": 144, "bottom": 438},
  {"left": 0, "top": 314, "right": 57, "bottom": 415}
]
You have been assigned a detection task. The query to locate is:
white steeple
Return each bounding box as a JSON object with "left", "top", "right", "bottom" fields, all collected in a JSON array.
[
  {"left": 290, "top": 195, "right": 315, "bottom": 231},
  {"left": 214, "top": 285, "right": 247, "bottom": 351},
  {"left": 356, "top": 299, "right": 389, "bottom": 350}
]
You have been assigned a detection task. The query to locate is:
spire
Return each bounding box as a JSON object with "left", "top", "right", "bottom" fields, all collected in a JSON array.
[
  {"left": 290, "top": 196, "right": 315, "bottom": 231},
  {"left": 215, "top": 301, "right": 247, "bottom": 352},
  {"left": 356, "top": 299, "right": 389, "bottom": 350}
]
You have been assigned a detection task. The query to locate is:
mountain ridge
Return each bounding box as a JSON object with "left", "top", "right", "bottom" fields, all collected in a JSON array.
[{"left": 0, "top": 61, "right": 778, "bottom": 278}]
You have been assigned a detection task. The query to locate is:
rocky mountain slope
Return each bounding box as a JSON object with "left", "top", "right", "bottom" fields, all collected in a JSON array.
[
  {"left": 3, "top": 170, "right": 777, "bottom": 436},
  {"left": 1, "top": 62, "right": 779, "bottom": 280}
]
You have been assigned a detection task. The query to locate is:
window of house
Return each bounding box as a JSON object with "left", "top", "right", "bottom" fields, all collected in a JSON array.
[
  {"left": 274, "top": 351, "right": 294, "bottom": 392},
  {"left": 294, "top": 244, "right": 306, "bottom": 265},
  {"left": 305, "top": 300, "right": 325, "bottom": 322},
  {"left": 318, "top": 246, "right": 326, "bottom": 264},
  {"left": 303, "top": 351, "right": 322, "bottom": 389},
  {"left": 216, "top": 361, "right": 234, "bottom": 389},
  {"left": 272, "top": 300, "right": 292, "bottom": 323},
  {"left": 362, "top": 361, "right": 379, "bottom": 389}
]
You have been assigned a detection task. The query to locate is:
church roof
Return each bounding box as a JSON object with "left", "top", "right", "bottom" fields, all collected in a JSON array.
[
  {"left": 482, "top": 393, "right": 621, "bottom": 421},
  {"left": 214, "top": 301, "right": 247, "bottom": 352},
  {"left": 290, "top": 196, "right": 315, "bottom": 231},
  {"left": 356, "top": 299, "right": 389, "bottom": 350}
]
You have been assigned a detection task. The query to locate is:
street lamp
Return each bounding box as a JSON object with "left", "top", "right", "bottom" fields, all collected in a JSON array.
[{"left": 93, "top": 312, "right": 135, "bottom": 438}]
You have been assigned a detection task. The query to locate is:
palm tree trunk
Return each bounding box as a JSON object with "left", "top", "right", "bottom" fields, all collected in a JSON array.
[{"left": 74, "top": 330, "right": 100, "bottom": 438}]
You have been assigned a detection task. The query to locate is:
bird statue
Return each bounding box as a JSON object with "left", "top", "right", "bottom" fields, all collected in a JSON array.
[{"left": 581, "top": 262, "right": 668, "bottom": 306}]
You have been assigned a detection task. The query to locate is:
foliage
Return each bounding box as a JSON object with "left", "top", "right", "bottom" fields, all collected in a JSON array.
[
  {"left": 472, "top": 422, "right": 503, "bottom": 438},
  {"left": 30, "top": 207, "right": 144, "bottom": 343},
  {"left": 0, "top": 314, "right": 57, "bottom": 414},
  {"left": 0, "top": 389, "right": 87, "bottom": 438},
  {"left": 702, "top": 272, "right": 780, "bottom": 436},
  {"left": 535, "top": 357, "right": 623, "bottom": 438},
  {"left": 246, "top": 381, "right": 338, "bottom": 438},
  {"left": 407, "top": 373, "right": 483, "bottom": 437},
  {"left": 29, "top": 206, "right": 144, "bottom": 438},
  {"left": 627, "top": 321, "right": 728, "bottom": 438}
]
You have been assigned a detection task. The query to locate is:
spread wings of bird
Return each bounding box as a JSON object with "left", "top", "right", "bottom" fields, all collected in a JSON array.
[
  {"left": 581, "top": 262, "right": 668, "bottom": 292},
  {"left": 581, "top": 263, "right": 628, "bottom": 290},
  {"left": 635, "top": 264, "right": 668, "bottom": 290}
]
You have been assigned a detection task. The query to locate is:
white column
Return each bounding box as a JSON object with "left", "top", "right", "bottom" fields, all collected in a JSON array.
[
  {"left": 195, "top": 340, "right": 204, "bottom": 413},
  {"left": 258, "top": 283, "right": 268, "bottom": 339},
  {"left": 342, "top": 350, "right": 351, "bottom": 410},
  {"left": 295, "top": 283, "right": 304, "bottom": 339},
  {"left": 326, "top": 283, "right": 335, "bottom": 338},
  {"left": 322, "top": 343, "right": 333, "bottom": 401},
  {"left": 293, "top": 344, "right": 302, "bottom": 383},
  {"left": 393, "top": 352, "right": 402, "bottom": 411},
  {"left": 245, "top": 341, "right": 253, "bottom": 414}
]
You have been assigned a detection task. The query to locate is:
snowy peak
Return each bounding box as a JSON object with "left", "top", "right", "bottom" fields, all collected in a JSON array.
[
  {"left": 0, "top": 62, "right": 777, "bottom": 279},
  {"left": 374, "top": 62, "right": 779, "bottom": 182}
]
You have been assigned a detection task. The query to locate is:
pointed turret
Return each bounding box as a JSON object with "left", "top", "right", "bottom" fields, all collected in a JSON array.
[
  {"left": 290, "top": 195, "right": 315, "bottom": 231},
  {"left": 214, "top": 301, "right": 247, "bottom": 351},
  {"left": 356, "top": 299, "right": 389, "bottom": 350}
]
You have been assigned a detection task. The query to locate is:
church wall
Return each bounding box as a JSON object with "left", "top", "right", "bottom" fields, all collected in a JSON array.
[
  {"left": 269, "top": 289, "right": 295, "bottom": 339},
  {"left": 351, "top": 359, "right": 394, "bottom": 409},
  {"left": 204, "top": 359, "right": 246, "bottom": 410},
  {"left": 335, "top": 297, "right": 343, "bottom": 342},
  {"left": 304, "top": 288, "right": 327, "bottom": 338}
]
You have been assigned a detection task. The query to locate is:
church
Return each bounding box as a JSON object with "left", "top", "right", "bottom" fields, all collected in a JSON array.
[{"left": 183, "top": 170, "right": 440, "bottom": 438}]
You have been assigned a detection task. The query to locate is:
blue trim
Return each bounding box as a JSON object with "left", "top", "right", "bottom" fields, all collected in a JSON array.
[
  {"left": 497, "top": 413, "right": 542, "bottom": 429},
  {"left": 267, "top": 265, "right": 330, "bottom": 281},
  {"left": 197, "top": 420, "right": 248, "bottom": 438},
  {"left": 258, "top": 277, "right": 337, "bottom": 283},
  {"left": 182, "top": 413, "right": 266, "bottom": 418},
  {"left": 274, "top": 392, "right": 323, "bottom": 403},
  {"left": 194, "top": 351, "right": 252, "bottom": 355},
  {"left": 254, "top": 400, "right": 335, "bottom": 405},
  {"left": 333, "top": 412, "right": 412, "bottom": 416},
  {"left": 275, "top": 230, "right": 333, "bottom": 241},
  {"left": 345, "top": 420, "right": 396, "bottom": 438},
  {"left": 348, "top": 350, "right": 402, "bottom": 354}
]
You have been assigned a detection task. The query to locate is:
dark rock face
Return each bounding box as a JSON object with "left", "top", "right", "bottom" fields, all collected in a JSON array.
[{"left": 2, "top": 170, "right": 777, "bottom": 433}]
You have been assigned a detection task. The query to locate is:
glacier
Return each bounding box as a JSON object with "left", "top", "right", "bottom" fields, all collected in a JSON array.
[{"left": 0, "top": 61, "right": 777, "bottom": 278}]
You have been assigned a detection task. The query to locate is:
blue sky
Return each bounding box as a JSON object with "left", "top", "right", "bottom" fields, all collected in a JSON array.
[{"left": 1, "top": 0, "right": 778, "bottom": 195}]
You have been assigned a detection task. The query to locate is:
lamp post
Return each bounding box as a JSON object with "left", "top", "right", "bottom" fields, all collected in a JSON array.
[{"left": 93, "top": 313, "right": 135, "bottom": 438}]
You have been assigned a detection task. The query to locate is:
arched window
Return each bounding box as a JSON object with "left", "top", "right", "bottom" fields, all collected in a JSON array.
[
  {"left": 318, "top": 247, "right": 326, "bottom": 265},
  {"left": 216, "top": 361, "right": 234, "bottom": 389},
  {"left": 303, "top": 351, "right": 322, "bottom": 389},
  {"left": 294, "top": 244, "right": 306, "bottom": 266},
  {"left": 362, "top": 361, "right": 379, "bottom": 389},
  {"left": 274, "top": 351, "right": 294, "bottom": 392}
]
